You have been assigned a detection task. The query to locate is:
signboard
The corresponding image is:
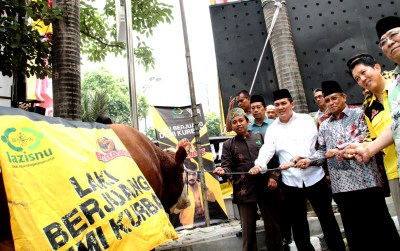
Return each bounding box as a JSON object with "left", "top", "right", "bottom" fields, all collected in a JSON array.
[{"left": 152, "top": 105, "right": 228, "bottom": 229}]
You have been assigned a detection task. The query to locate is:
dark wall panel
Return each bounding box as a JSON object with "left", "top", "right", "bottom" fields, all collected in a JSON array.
[
  {"left": 210, "top": 0, "right": 399, "bottom": 114},
  {"left": 210, "top": 0, "right": 279, "bottom": 116},
  {"left": 286, "top": 0, "right": 399, "bottom": 111}
]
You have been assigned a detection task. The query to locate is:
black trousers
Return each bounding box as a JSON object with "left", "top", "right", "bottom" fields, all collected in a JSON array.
[
  {"left": 283, "top": 178, "right": 345, "bottom": 251},
  {"left": 277, "top": 186, "right": 292, "bottom": 242},
  {"left": 333, "top": 187, "right": 400, "bottom": 251},
  {"left": 238, "top": 199, "right": 283, "bottom": 251}
]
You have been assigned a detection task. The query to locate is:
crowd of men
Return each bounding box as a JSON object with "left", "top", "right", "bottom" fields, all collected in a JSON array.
[{"left": 214, "top": 16, "right": 400, "bottom": 251}]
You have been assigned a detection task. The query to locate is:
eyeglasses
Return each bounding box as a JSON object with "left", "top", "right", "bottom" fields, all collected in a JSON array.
[
  {"left": 324, "top": 94, "right": 342, "bottom": 103},
  {"left": 314, "top": 95, "right": 323, "bottom": 101},
  {"left": 379, "top": 29, "right": 400, "bottom": 49}
]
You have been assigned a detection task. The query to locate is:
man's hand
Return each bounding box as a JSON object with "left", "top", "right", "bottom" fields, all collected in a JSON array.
[
  {"left": 18, "top": 103, "right": 29, "bottom": 111},
  {"left": 295, "top": 158, "right": 311, "bottom": 169},
  {"left": 267, "top": 178, "right": 277, "bottom": 190},
  {"left": 344, "top": 143, "right": 372, "bottom": 164},
  {"left": 325, "top": 148, "right": 340, "bottom": 158},
  {"left": 279, "top": 161, "right": 294, "bottom": 170},
  {"left": 229, "top": 96, "right": 235, "bottom": 110},
  {"left": 213, "top": 167, "right": 225, "bottom": 176},
  {"left": 249, "top": 165, "right": 262, "bottom": 175}
]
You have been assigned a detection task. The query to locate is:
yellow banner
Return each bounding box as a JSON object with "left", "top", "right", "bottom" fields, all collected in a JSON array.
[
  {"left": 0, "top": 108, "right": 176, "bottom": 250},
  {"left": 152, "top": 106, "right": 228, "bottom": 230}
]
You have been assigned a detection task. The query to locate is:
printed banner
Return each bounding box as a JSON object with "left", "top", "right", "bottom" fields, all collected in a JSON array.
[
  {"left": 0, "top": 107, "right": 176, "bottom": 250},
  {"left": 152, "top": 105, "right": 228, "bottom": 230}
]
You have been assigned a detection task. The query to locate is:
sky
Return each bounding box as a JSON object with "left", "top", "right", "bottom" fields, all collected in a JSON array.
[{"left": 81, "top": 0, "right": 221, "bottom": 116}]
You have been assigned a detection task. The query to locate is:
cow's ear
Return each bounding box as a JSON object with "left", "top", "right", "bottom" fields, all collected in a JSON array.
[{"left": 175, "top": 146, "right": 187, "bottom": 164}]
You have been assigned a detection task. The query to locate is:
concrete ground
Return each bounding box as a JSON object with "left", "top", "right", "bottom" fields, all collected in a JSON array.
[{"left": 156, "top": 197, "right": 399, "bottom": 251}]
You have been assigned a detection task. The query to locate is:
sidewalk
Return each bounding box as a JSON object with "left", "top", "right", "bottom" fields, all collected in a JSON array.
[{"left": 156, "top": 197, "right": 399, "bottom": 251}]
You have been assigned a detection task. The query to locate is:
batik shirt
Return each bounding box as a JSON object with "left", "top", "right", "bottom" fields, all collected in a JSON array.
[
  {"left": 388, "top": 66, "right": 400, "bottom": 171},
  {"left": 313, "top": 106, "right": 383, "bottom": 194}
]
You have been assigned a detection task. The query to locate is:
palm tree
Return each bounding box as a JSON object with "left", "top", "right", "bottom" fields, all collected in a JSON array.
[
  {"left": 261, "top": 0, "right": 308, "bottom": 113},
  {"left": 51, "top": 0, "right": 82, "bottom": 120},
  {"left": 81, "top": 89, "right": 110, "bottom": 122}
]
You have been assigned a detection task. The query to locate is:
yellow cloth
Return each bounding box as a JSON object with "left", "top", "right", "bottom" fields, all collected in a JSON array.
[
  {"left": 364, "top": 77, "right": 399, "bottom": 180},
  {"left": 0, "top": 111, "right": 177, "bottom": 250},
  {"left": 220, "top": 182, "right": 233, "bottom": 198}
]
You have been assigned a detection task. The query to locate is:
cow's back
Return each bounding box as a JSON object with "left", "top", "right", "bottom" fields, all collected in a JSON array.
[
  {"left": 110, "top": 124, "right": 187, "bottom": 211},
  {"left": 110, "top": 124, "right": 164, "bottom": 198}
]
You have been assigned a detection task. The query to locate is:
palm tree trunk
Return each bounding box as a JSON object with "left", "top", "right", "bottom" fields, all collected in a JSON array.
[
  {"left": 261, "top": 0, "right": 308, "bottom": 113},
  {"left": 51, "top": 0, "right": 81, "bottom": 120},
  {"left": 11, "top": 0, "right": 28, "bottom": 107}
]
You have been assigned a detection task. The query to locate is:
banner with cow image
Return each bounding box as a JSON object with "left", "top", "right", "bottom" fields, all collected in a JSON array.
[
  {"left": 152, "top": 105, "right": 228, "bottom": 230},
  {"left": 0, "top": 107, "right": 177, "bottom": 251}
]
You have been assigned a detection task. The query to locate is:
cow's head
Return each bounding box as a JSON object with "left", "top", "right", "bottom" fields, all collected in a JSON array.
[{"left": 162, "top": 146, "right": 190, "bottom": 212}]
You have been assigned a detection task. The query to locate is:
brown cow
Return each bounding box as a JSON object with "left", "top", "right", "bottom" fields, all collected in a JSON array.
[
  {"left": 0, "top": 124, "right": 188, "bottom": 249},
  {"left": 110, "top": 124, "right": 188, "bottom": 211}
]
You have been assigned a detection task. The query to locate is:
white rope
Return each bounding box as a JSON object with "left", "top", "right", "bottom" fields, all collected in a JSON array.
[{"left": 249, "top": 0, "right": 284, "bottom": 95}]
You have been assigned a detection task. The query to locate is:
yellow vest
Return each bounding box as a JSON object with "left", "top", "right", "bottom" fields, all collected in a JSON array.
[{"left": 365, "top": 78, "right": 399, "bottom": 180}]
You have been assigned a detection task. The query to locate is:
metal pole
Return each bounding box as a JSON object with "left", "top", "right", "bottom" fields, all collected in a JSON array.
[
  {"left": 178, "top": 0, "right": 210, "bottom": 226},
  {"left": 124, "top": 0, "right": 139, "bottom": 128}
]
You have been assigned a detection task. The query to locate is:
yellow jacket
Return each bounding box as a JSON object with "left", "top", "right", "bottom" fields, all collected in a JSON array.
[{"left": 364, "top": 76, "right": 398, "bottom": 180}]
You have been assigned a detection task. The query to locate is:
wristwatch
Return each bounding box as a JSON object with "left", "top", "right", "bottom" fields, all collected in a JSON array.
[{"left": 290, "top": 158, "right": 297, "bottom": 164}]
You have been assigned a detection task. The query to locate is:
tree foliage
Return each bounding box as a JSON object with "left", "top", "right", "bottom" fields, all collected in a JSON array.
[
  {"left": 146, "top": 127, "right": 156, "bottom": 141},
  {"left": 81, "top": 67, "right": 130, "bottom": 124},
  {"left": 80, "top": 0, "right": 173, "bottom": 70},
  {"left": 81, "top": 67, "right": 151, "bottom": 125},
  {"left": 1, "top": 0, "right": 173, "bottom": 79},
  {"left": 0, "top": 0, "right": 62, "bottom": 78},
  {"left": 205, "top": 112, "right": 221, "bottom": 137},
  {"left": 82, "top": 89, "right": 110, "bottom": 122},
  {"left": 137, "top": 94, "right": 150, "bottom": 121}
]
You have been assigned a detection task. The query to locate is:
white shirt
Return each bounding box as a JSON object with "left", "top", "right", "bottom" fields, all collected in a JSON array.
[{"left": 254, "top": 112, "right": 325, "bottom": 188}]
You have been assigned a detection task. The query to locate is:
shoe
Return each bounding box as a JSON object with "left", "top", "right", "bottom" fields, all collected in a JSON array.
[
  {"left": 282, "top": 238, "right": 292, "bottom": 251},
  {"left": 236, "top": 231, "right": 242, "bottom": 237},
  {"left": 282, "top": 238, "right": 292, "bottom": 245}
]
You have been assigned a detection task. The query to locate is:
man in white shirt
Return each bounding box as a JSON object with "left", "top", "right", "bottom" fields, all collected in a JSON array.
[{"left": 249, "top": 89, "right": 344, "bottom": 251}]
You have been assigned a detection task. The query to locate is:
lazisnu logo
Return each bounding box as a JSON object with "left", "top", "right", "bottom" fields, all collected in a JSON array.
[{"left": 1, "top": 127, "right": 54, "bottom": 165}]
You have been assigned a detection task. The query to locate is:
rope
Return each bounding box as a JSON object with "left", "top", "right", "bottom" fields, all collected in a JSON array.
[
  {"left": 249, "top": 0, "right": 284, "bottom": 95},
  {"left": 185, "top": 167, "right": 281, "bottom": 175},
  {"left": 362, "top": 163, "right": 372, "bottom": 184},
  {"left": 184, "top": 157, "right": 325, "bottom": 176}
]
